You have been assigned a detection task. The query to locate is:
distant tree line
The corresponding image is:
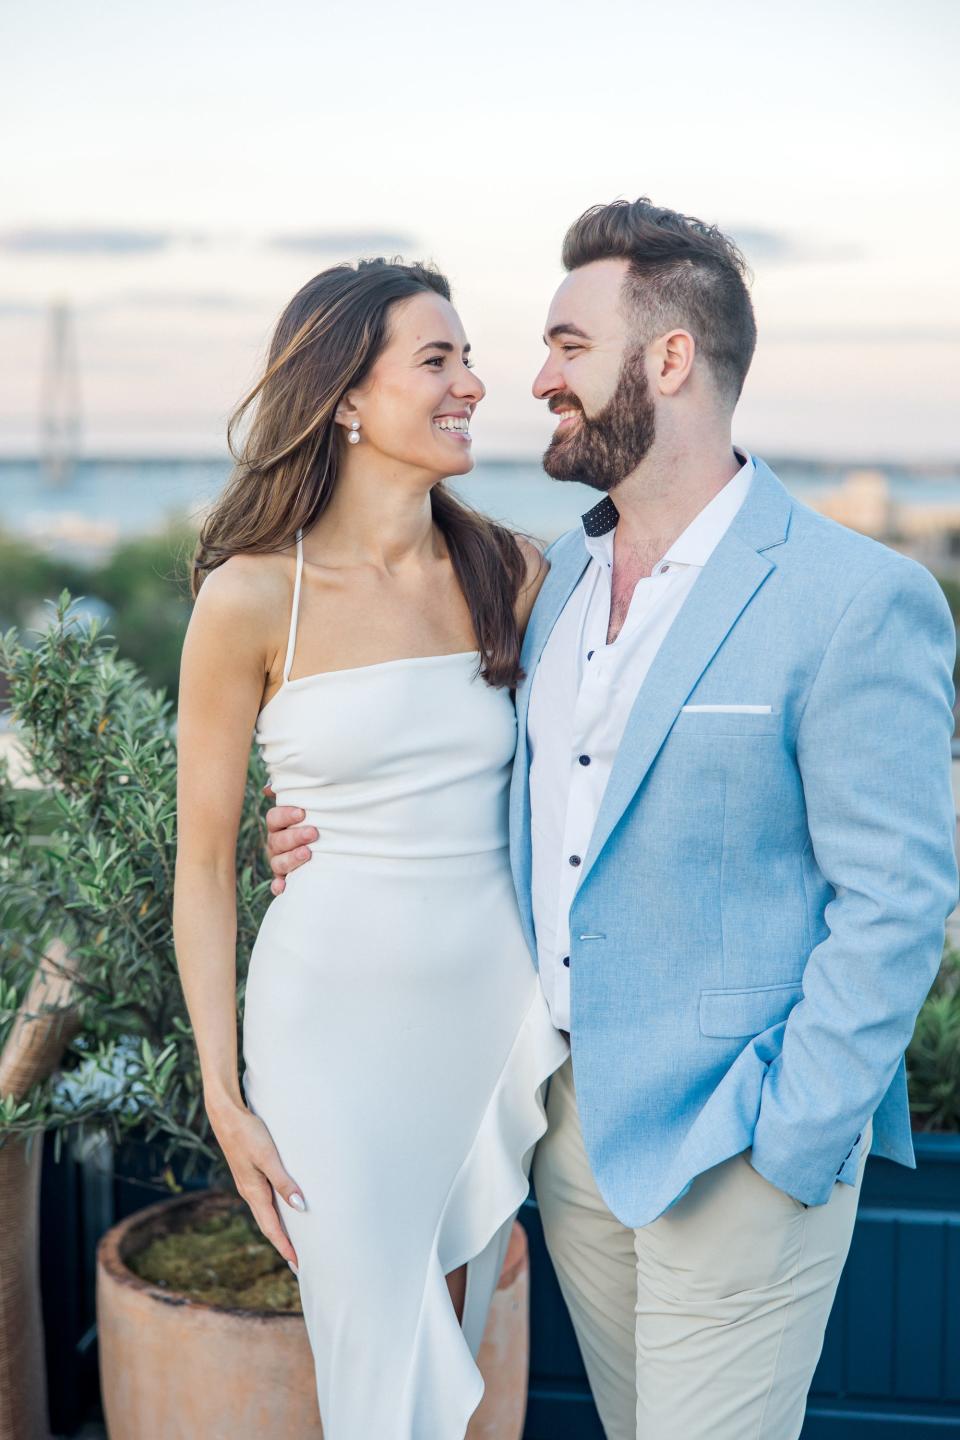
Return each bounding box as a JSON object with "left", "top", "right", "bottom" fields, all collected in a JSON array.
[
  {"left": 2, "top": 523, "right": 960, "bottom": 711},
  {"left": 0, "top": 522, "right": 195, "bottom": 702}
]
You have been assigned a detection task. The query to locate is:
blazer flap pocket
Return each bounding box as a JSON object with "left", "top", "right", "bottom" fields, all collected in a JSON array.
[{"left": 699, "top": 981, "right": 804, "bottom": 1038}]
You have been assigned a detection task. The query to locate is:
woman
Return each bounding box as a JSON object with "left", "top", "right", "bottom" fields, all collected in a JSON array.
[{"left": 173, "top": 257, "right": 569, "bottom": 1438}]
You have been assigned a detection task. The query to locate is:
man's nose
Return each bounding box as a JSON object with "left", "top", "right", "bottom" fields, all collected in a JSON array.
[{"left": 532, "top": 358, "right": 561, "bottom": 399}]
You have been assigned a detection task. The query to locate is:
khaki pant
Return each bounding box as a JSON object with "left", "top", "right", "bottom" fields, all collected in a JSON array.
[{"left": 532, "top": 1056, "right": 871, "bottom": 1440}]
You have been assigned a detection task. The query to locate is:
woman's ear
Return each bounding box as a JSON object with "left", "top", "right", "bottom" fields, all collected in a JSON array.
[{"left": 333, "top": 392, "right": 362, "bottom": 433}]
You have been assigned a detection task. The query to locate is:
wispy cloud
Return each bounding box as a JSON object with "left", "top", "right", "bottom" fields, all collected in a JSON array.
[
  {"left": 91, "top": 290, "right": 256, "bottom": 314},
  {"left": 731, "top": 228, "right": 862, "bottom": 264},
  {"left": 0, "top": 228, "right": 174, "bottom": 256},
  {"left": 0, "top": 225, "right": 418, "bottom": 261},
  {"left": 0, "top": 291, "right": 257, "bottom": 318},
  {"left": 266, "top": 230, "right": 414, "bottom": 255},
  {"left": 0, "top": 300, "right": 46, "bottom": 316},
  {"left": 764, "top": 326, "right": 960, "bottom": 343}
]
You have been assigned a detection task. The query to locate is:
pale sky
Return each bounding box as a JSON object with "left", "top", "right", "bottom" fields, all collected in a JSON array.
[{"left": 1, "top": 0, "right": 957, "bottom": 460}]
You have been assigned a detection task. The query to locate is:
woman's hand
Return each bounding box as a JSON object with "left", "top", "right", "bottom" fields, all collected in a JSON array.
[
  {"left": 263, "top": 783, "right": 319, "bottom": 896},
  {"left": 206, "top": 1095, "right": 305, "bottom": 1271}
]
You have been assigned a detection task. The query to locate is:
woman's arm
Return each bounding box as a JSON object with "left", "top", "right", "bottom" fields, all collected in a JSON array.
[
  {"left": 174, "top": 557, "right": 271, "bottom": 1110},
  {"left": 173, "top": 556, "right": 303, "bottom": 1265}
]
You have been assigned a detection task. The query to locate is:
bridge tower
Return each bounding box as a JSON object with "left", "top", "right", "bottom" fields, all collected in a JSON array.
[{"left": 39, "top": 297, "right": 81, "bottom": 487}]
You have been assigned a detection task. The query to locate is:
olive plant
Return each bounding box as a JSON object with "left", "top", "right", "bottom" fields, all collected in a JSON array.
[{"left": 0, "top": 592, "right": 271, "bottom": 1184}]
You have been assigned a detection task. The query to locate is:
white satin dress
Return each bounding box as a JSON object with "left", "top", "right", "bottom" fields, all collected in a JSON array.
[{"left": 240, "top": 528, "right": 569, "bottom": 1439}]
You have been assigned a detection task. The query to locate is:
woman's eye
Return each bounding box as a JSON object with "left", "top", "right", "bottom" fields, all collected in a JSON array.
[
  {"left": 424, "top": 353, "right": 473, "bottom": 369},
  {"left": 562, "top": 344, "right": 582, "bottom": 353}
]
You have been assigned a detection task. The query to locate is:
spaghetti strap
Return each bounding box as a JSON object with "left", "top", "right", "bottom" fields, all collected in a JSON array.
[{"left": 282, "top": 527, "right": 305, "bottom": 682}]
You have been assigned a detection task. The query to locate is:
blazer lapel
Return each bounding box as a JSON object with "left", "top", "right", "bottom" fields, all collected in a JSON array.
[{"left": 580, "top": 459, "right": 793, "bottom": 882}]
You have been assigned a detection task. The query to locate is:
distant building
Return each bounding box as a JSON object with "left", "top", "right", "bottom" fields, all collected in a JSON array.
[{"left": 807, "top": 469, "right": 960, "bottom": 578}]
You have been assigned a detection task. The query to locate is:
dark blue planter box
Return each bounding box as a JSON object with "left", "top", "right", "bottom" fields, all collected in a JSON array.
[
  {"left": 39, "top": 1126, "right": 214, "bottom": 1435},
  {"left": 522, "top": 1133, "right": 960, "bottom": 1439},
  {"left": 805, "top": 1133, "right": 960, "bottom": 1436}
]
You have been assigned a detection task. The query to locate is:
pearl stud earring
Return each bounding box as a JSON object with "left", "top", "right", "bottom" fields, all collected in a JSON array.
[{"left": 348, "top": 421, "right": 361, "bottom": 445}]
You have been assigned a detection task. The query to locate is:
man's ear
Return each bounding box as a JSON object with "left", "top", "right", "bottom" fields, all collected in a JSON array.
[{"left": 655, "top": 329, "right": 696, "bottom": 396}]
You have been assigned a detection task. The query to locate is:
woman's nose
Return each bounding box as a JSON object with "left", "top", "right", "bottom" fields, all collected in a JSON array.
[{"left": 453, "top": 368, "right": 484, "bottom": 402}]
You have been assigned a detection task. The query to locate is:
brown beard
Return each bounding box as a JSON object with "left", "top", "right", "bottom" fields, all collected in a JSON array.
[{"left": 542, "top": 344, "right": 656, "bottom": 493}]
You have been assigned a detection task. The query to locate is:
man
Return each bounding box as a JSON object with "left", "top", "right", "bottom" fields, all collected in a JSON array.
[{"left": 263, "top": 198, "right": 958, "bottom": 1438}]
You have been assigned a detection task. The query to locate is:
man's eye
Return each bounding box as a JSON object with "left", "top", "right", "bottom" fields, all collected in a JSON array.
[
  {"left": 562, "top": 344, "right": 582, "bottom": 353},
  {"left": 425, "top": 356, "right": 445, "bottom": 367}
]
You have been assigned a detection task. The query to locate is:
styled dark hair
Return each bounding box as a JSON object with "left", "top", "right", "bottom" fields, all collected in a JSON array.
[
  {"left": 192, "top": 258, "right": 527, "bottom": 688},
  {"left": 562, "top": 198, "right": 757, "bottom": 403}
]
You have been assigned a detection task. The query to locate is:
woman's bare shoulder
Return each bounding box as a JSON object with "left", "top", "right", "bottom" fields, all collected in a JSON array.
[
  {"left": 513, "top": 534, "right": 550, "bottom": 634},
  {"left": 188, "top": 549, "right": 297, "bottom": 684},
  {"left": 194, "top": 548, "right": 293, "bottom": 622}
]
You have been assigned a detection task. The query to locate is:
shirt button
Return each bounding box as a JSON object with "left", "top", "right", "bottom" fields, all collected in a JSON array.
[
  {"left": 562, "top": 955, "right": 570, "bottom": 967},
  {"left": 587, "top": 650, "right": 595, "bottom": 661},
  {"left": 569, "top": 854, "right": 582, "bottom": 867},
  {"left": 578, "top": 754, "right": 591, "bottom": 766}
]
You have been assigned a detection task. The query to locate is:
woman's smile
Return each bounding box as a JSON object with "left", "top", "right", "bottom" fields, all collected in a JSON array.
[{"left": 433, "top": 409, "right": 473, "bottom": 443}]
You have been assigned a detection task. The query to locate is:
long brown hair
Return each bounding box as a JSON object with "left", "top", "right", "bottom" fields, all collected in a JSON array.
[{"left": 192, "top": 258, "right": 527, "bottom": 688}]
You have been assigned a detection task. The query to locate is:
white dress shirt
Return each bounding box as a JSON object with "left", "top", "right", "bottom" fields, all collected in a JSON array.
[{"left": 527, "top": 451, "right": 755, "bottom": 1031}]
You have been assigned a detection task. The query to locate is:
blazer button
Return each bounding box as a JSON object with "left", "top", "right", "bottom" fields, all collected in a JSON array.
[
  {"left": 578, "top": 754, "right": 591, "bottom": 766},
  {"left": 562, "top": 956, "right": 570, "bottom": 967},
  {"left": 569, "top": 855, "right": 582, "bottom": 867}
]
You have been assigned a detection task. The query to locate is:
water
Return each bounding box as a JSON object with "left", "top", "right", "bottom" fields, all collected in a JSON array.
[{"left": 1, "top": 456, "right": 959, "bottom": 563}]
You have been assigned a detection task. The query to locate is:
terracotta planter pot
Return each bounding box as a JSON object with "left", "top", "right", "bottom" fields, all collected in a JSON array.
[{"left": 96, "top": 1189, "right": 529, "bottom": 1439}]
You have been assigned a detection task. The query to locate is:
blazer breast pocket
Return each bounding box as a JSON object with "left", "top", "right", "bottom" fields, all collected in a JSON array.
[{"left": 675, "top": 705, "right": 782, "bottom": 738}]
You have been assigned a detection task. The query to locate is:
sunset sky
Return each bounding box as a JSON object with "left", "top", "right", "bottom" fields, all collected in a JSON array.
[{"left": 1, "top": 0, "right": 957, "bottom": 461}]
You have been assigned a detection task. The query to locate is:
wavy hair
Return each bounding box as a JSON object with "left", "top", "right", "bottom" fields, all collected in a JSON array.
[{"left": 192, "top": 258, "right": 527, "bottom": 687}]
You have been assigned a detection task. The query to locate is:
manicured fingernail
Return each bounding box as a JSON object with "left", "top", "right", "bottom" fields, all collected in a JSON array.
[
  {"left": 289, "top": 1192, "right": 306, "bottom": 1211},
  {"left": 288, "top": 1260, "right": 299, "bottom": 1275}
]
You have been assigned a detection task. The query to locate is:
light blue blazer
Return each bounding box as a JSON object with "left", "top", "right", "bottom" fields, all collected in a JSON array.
[{"left": 510, "top": 456, "right": 959, "bottom": 1224}]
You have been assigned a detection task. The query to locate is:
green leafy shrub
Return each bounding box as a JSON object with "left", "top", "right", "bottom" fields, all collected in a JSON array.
[
  {"left": 0, "top": 592, "right": 270, "bottom": 1185},
  {"left": 908, "top": 945, "right": 960, "bottom": 1133},
  {"left": 0, "top": 522, "right": 195, "bottom": 701}
]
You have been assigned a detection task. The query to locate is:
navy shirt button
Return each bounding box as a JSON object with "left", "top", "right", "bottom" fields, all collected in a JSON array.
[
  {"left": 578, "top": 754, "right": 591, "bottom": 766},
  {"left": 587, "top": 650, "right": 595, "bottom": 660},
  {"left": 562, "top": 955, "right": 570, "bottom": 968},
  {"left": 569, "top": 854, "right": 582, "bottom": 867}
]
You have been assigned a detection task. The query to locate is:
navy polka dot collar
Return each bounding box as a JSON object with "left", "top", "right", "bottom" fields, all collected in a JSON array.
[{"left": 580, "top": 495, "right": 619, "bottom": 538}]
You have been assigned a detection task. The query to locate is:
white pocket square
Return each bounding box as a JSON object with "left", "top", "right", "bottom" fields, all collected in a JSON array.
[{"left": 681, "top": 704, "right": 773, "bottom": 714}]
